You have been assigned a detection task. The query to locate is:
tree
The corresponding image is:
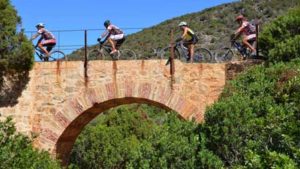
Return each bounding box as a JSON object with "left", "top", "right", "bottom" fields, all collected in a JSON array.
[
  {"left": 0, "top": 0, "right": 34, "bottom": 88},
  {"left": 0, "top": 116, "right": 62, "bottom": 169},
  {"left": 69, "top": 104, "right": 207, "bottom": 169},
  {"left": 200, "top": 59, "right": 300, "bottom": 168}
]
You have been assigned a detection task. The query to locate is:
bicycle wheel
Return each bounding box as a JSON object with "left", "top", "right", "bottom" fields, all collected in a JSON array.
[
  {"left": 88, "top": 49, "right": 107, "bottom": 60},
  {"left": 194, "top": 48, "right": 213, "bottom": 63},
  {"left": 48, "top": 50, "right": 67, "bottom": 61},
  {"left": 160, "top": 47, "right": 180, "bottom": 60},
  {"left": 164, "top": 47, "right": 181, "bottom": 65},
  {"left": 215, "top": 47, "right": 236, "bottom": 63},
  {"left": 118, "top": 49, "right": 137, "bottom": 60}
]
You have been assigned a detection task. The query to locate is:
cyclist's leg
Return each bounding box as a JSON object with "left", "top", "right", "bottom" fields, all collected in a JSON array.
[
  {"left": 243, "top": 34, "right": 256, "bottom": 52},
  {"left": 183, "top": 41, "right": 190, "bottom": 61},
  {"left": 116, "top": 37, "right": 125, "bottom": 50},
  {"left": 37, "top": 42, "right": 48, "bottom": 55},
  {"left": 109, "top": 34, "right": 124, "bottom": 53},
  {"left": 45, "top": 43, "right": 56, "bottom": 53},
  {"left": 189, "top": 44, "right": 195, "bottom": 63},
  {"left": 189, "top": 36, "right": 198, "bottom": 63},
  {"left": 42, "top": 39, "right": 56, "bottom": 56}
]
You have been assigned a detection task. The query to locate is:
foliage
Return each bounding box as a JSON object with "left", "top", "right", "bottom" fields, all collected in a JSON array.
[
  {"left": 0, "top": 0, "right": 34, "bottom": 88},
  {"left": 259, "top": 7, "right": 300, "bottom": 62},
  {"left": 200, "top": 59, "right": 300, "bottom": 168},
  {"left": 0, "top": 116, "right": 62, "bottom": 169},
  {"left": 69, "top": 104, "right": 214, "bottom": 169}
]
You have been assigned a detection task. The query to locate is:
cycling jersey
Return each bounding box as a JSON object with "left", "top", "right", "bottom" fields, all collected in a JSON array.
[
  {"left": 107, "top": 24, "right": 123, "bottom": 35},
  {"left": 183, "top": 28, "right": 195, "bottom": 41},
  {"left": 37, "top": 28, "right": 56, "bottom": 40},
  {"left": 238, "top": 21, "right": 256, "bottom": 36}
]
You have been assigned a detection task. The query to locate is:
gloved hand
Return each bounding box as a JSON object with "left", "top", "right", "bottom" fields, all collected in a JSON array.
[{"left": 97, "top": 38, "right": 101, "bottom": 42}]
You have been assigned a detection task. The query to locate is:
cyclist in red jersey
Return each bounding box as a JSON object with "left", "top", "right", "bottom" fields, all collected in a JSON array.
[
  {"left": 30, "top": 23, "right": 56, "bottom": 57},
  {"left": 234, "top": 15, "right": 256, "bottom": 55},
  {"left": 99, "top": 20, "right": 125, "bottom": 54}
]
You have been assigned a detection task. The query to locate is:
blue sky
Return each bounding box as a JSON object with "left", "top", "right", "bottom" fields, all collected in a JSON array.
[{"left": 11, "top": 0, "right": 237, "bottom": 55}]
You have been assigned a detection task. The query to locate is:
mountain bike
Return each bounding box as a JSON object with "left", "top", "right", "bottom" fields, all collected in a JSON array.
[
  {"left": 160, "top": 41, "right": 213, "bottom": 64},
  {"left": 215, "top": 36, "right": 258, "bottom": 63},
  {"left": 34, "top": 46, "right": 67, "bottom": 61},
  {"left": 88, "top": 38, "right": 136, "bottom": 60}
]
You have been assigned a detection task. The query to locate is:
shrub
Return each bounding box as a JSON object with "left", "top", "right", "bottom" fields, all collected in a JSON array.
[
  {"left": 0, "top": 116, "right": 61, "bottom": 169},
  {"left": 259, "top": 7, "right": 300, "bottom": 62}
]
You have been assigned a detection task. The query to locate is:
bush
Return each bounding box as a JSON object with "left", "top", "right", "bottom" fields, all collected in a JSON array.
[
  {"left": 69, "top": 105, "right": 213, "bottom": 169},
  {"left": 259, "top": 7, "right": 300, "bottom": 62},
  {"left": 0, "top": 116, "right": 61, "bottom": 169},
  {"left": 200, "top": 59, "right": 300, "bottom": 168}
]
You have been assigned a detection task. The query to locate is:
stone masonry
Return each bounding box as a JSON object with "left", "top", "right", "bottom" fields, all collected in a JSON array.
[{"left": 0, "top": 60, "right": 226, "bottom": 164}]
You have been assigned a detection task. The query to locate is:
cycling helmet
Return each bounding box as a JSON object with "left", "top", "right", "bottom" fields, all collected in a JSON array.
[
  {"left": 35, "top": 23, "right": 45, "bottom": 28},
  {"left": 235, "top": 15, "right": 244, "bottom": 21},
  {"left": 104, "top": 20, "right": 111, "bottom": 28},
  {"left": 178, "top": 21, "right": 187, "bottom": 27}
]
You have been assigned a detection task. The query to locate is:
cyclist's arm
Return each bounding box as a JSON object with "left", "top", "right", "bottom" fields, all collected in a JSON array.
[
  {"left": 30, "top": 33, "right": 40, "bottom": 41},
  {"left": 181, "top": 27, "right": 188, "bottom": 40},
  {"left": 99, "top": 30, "right": 111, "bottom": 43}
]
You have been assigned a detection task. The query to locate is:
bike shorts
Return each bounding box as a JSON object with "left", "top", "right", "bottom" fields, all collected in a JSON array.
[
  {"left": 110, "top": 34, "right": 124, "bottom": 41},
  {"left": 41, "top": 39, "right": 56, "bottom": 46},
  {"left": 245, "top": 34, "right": 256, "bottom": 41}
]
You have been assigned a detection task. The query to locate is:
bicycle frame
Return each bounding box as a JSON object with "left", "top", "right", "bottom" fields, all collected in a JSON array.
[
  {"left": 34, "top": 46, "right": 46, "bottom": 61},
  {"left": 231, "top": 39, "right": 256, "bottom": 58}
]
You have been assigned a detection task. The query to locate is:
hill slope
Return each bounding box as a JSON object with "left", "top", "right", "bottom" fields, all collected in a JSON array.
[{"left": 68, "top": 0, "right": 299, "bottom": 59}]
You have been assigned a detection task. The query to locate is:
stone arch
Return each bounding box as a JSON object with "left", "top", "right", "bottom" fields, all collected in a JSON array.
[{"left": 37, "top": 82, "right": 201, "bottom": 165}]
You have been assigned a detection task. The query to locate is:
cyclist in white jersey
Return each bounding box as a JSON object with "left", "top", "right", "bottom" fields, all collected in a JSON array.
[
  {"left": 30, "top": 23, "right": 56, "bottom": 57},
  {"left": 99, "top": 20, "right": 125, "bottom": 54},
  {"left": 234, "top": 15, "right": 256, "bottom": 54}
]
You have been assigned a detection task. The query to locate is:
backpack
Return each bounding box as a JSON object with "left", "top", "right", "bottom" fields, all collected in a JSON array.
[{"left": 247, "top": 21, "right": 256, "bottom": 34}]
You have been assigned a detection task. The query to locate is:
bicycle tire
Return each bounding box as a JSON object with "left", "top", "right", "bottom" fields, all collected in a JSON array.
[
  {"left": 160, "top": 47, "right": 180, "bottom": 60},
  {"left": 88, "top": 49, "right": 107, "bottom": 60},
  {"left": 48, "top": 50, "right": 67, "bottom": 61},
  {"left": 194, "top": 48, "right": 213, "bottom": 63},
  {"left": 118, "top": 49, "right": 137, "bottom": 60},
  {"left": 215, "top": 47, "right": 237, "bottom": 63}
]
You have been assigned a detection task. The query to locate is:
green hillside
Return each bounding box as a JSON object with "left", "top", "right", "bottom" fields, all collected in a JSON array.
[{"left": 68, "top": 0, "right": 299, "bottom": 59}]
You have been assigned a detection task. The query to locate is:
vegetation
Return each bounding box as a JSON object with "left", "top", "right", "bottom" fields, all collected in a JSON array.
[
  {"left": 259, "top": 6, "right": 300, "bottom": 62},
  {"left": 200, "top": 59, "right": 300, "bottom": 168},
  {"left": 69, "top": 104, "right": 203, "bottom": 169},
  {"left": 0, "top": 0, "right": 34, "bottom": 104},
  {"left": 1, "top": 0, "right": 299, "bottom": 168},
  {"left": 0, "top": 0, "right": 34, "bottom": 74},
  {"left": 68, "top": 0, "right": 299, "bottom": 60},
  {"left": 0, "top": 116, "right": 61, "bottom": 169}
]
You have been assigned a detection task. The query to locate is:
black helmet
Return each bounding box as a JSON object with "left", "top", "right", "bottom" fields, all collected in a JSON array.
[{"left": 104, "top": 20, "right": 111, "bottom": 28}]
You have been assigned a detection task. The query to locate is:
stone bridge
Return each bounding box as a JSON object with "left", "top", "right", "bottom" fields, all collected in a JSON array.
[{"left": 0, "top": 60, "right": 227, "bottom": 164}]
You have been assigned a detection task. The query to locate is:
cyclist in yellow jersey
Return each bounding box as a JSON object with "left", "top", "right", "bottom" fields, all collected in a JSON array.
[{"left": 176, "top": 21, "right": 198, "bottom": 62}]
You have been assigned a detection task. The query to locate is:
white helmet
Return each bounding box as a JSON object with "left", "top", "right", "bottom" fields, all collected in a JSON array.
[
  {"left": 178, "top": 21, "right": 187, "bottom": 27},
  {"left": 35, "top": 23, "right": 45, "bottom": 28}
]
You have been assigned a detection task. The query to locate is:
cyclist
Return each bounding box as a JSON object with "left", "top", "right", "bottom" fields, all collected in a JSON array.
[
  {"left": 98, "top": 20, "right": 125, "bottom": 54},
  {"left": 176, "top": 21, "right": 198, "bottom": 62},
  {"left": 30, "top": 23, "right": 56, "bottom": 58},
  {"left": 233, "top": 15, "right": 256, "bottom": 57}
]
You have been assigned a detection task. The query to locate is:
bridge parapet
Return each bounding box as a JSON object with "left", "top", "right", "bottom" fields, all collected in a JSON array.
[{"left": 0, "top": 59, "right": 226, "bottom": 164}]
